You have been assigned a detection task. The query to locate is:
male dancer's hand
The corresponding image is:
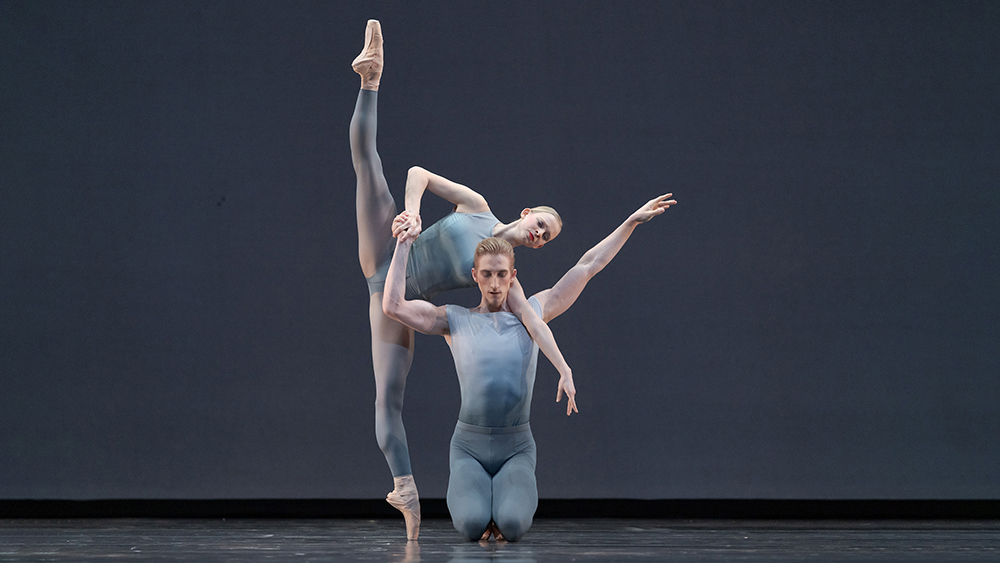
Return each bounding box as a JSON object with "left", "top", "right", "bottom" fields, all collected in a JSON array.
[
  {"left": 556, "top": 373, "right": 578, "bottom": 416},
  {"left": 629, "top": 193, "right": 676, "bottom": 224},
  {"left": 392, "top": 210, "right": 422, "bottom": 242}
]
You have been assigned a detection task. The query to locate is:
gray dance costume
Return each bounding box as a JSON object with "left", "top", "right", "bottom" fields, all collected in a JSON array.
[
  {"left": 444, "top": 297, "right": 543, "bottom": 541},
  {"left": 366, "top": 210, "right": 500, "bottom": 300}
]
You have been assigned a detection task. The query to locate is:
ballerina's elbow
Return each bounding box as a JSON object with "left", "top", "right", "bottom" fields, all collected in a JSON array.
[{"left": 576, "top": 254, "right": 600, "bottom": 275}]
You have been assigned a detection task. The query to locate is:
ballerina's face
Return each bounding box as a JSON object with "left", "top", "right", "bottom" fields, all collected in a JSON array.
[{"left": 519, "top": 210, "right": 561, "bottom": 249}]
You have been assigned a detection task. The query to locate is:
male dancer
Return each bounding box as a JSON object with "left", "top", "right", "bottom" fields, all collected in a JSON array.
[{"left": 382, "top": 194, "right": 675, "bottom": 541}]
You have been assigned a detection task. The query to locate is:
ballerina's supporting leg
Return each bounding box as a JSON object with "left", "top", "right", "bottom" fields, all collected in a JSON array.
[{"left": 369, "top": 294, "right": 420, "bottom": 540}]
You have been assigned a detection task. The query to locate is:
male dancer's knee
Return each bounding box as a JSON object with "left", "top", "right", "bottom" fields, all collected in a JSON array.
[
  {"left": 450, "top": 510, "right": 490, "bottom": 541},
  {"left": 447, "top": 481, "right": 491, "bottom": 541},
  {"left": 492, "top": 458, "right": 537, "bottom": 541},
  {"left": 494, "top": 511, "right": 532, "bottom": 542}
]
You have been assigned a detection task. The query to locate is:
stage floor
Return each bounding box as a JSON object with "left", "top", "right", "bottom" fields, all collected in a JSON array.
[{"left": 2, "top": 518, "right": 998, "bottom": 561}]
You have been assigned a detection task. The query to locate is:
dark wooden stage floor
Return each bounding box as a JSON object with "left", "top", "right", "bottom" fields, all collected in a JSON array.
[{"left": 2, "top": 518, "right": 998, "bottom": 562}]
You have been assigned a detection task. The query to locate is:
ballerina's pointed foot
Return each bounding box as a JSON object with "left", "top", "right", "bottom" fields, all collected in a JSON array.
[
  {"left": 386, "top": 475, "right": 421, "bottom": 540},
  {"left": 353, "top": 19, "right": 383, "bottom": 91}
]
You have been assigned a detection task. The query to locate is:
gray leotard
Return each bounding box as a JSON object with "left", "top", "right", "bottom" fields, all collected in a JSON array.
[
  {"left": 445, "top": 298, "right": 541, "bottom": 426},
  {"left": 366, "top": 210, "right": 500, "bottom": 300},
  {"left": 444, "top": 297, "right": 543, "bottom": 541}
]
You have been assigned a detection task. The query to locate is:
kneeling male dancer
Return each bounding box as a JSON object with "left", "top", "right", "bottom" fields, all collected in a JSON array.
[{"left": 382, "top": 195, "right": 675, "bottom": 541}]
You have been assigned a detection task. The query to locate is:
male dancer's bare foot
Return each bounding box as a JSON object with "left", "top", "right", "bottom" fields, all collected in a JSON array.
[
  {"left": 479, "top": 521, "right": 505, "bottom": 542},
  {"left": 353, "top": 19, "right": 383, "bottom": 91},
  {"left": 386, "top": 475, "right": 421, "bottom": 540}
]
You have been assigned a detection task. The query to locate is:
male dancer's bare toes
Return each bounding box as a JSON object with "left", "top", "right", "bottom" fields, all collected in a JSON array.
[
  {"left": 386, "top": 475, "right": 421, "bottom": 540},
  {"left": 479, "top": 521, "right": 505, "bottom": 541},
  {"left": 352, "top": 19, "right": 383, "bottom": 91}
]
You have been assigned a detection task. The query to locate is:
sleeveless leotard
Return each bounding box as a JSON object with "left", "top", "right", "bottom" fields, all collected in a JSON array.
[
  {"left": 444, "top": 297, "right": 541, "bottom": 427},
  {"left": 366, "top": 210, "right": 500, "bottom": 300}
]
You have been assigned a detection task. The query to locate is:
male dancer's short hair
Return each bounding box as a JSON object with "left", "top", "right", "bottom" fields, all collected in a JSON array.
[{"left": 474, "top": 237, "right": 515, "bottom": 268}]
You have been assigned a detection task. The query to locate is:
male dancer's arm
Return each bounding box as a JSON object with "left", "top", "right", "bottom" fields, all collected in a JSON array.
[
  {"left": 382, "top": 236, "right": 450, "bottom": 336},
  {"left": 533, "top": 194, "right": 677, "bottom": 323}
]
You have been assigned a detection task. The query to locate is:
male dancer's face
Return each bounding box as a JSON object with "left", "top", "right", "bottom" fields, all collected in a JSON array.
[{"left": 471, "top": 253, "right": 516, "bottom": 312}]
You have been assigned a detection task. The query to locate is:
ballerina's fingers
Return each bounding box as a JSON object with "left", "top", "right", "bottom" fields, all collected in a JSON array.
[
  {"left": 557, "top": 379, "right": 578, "bottom": 416},
  {"left": 392, "top": 212, "right": 421, "bottom": 240},
  {"left": 651, "top": 193, "right": 676, "bottom": 209}
]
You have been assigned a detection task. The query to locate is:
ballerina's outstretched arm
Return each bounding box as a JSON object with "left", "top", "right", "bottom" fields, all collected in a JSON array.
[
  {"left": 507, "top": 278, "right": 577, "bottom": 416},
  {"left": 533, "top": 194, "right": 678, "bottom": 322}
]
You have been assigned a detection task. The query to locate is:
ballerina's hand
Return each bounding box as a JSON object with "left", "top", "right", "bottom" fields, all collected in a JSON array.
[
  {"left": 392, "top": 211, "right": 422, "bottom": 242},
  {"left": 630, "top": 193, "right": 677, "bottom": 224},
  {"left": 556, "top": 374, "right": 578, "bottom": 416}
]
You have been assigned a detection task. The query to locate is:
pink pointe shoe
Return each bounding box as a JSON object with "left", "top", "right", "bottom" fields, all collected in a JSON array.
[
  {"left": 352, "top": 19, "right": 383, "bottom": 91},
  {"left": 386, "top": 475, "right": 421, "bottom": 540}
]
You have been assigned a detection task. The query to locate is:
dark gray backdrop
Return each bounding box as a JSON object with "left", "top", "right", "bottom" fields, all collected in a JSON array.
[{"left": 2, "top": 0, "right": 997, "bottom": 500}]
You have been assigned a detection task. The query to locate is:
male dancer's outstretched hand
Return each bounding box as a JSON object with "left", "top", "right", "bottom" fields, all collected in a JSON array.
[
  {"left": 392, "top": 210, "right": 422, "bottom": 242},
  {"left": 629, "top": 193, "right": 676, "bottom": 223},
  {"left": 556, "top": 374, "right": 578, "bottom": 416}
]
